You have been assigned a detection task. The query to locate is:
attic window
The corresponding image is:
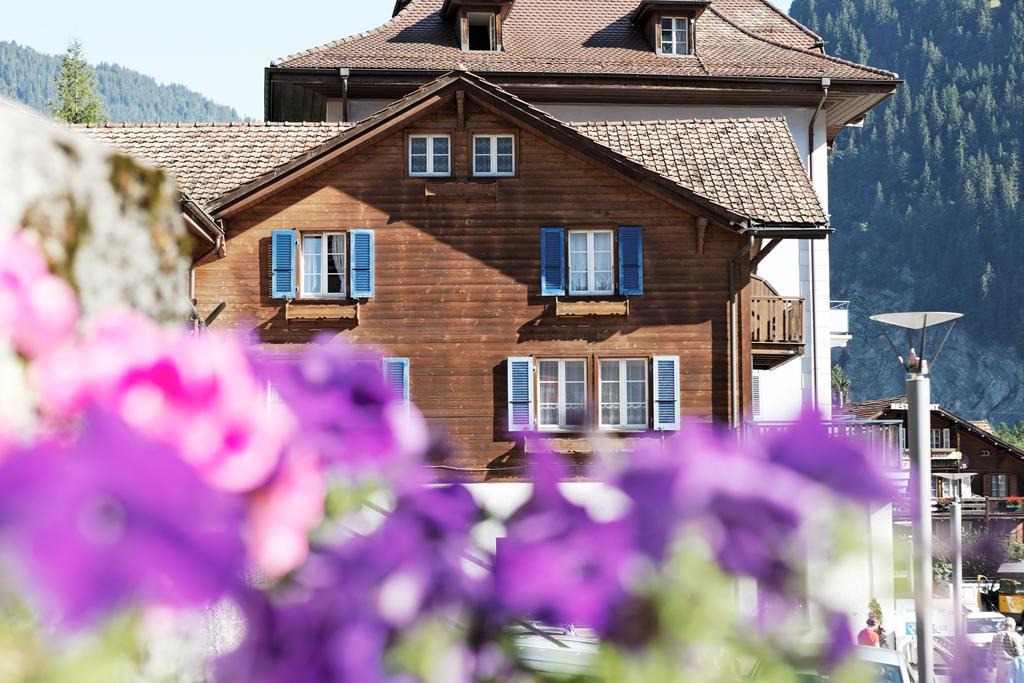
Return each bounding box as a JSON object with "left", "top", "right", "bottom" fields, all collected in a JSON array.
[
  {"left": 465, "top": 12, "right": 499, "bottom": 51},
  {"left": 660, "top": 16, "right": 692, "bottom": 56}
]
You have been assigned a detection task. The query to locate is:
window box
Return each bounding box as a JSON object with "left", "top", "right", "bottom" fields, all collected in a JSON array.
[
  {"left": 554, "top": 298, "right": 629, "bottom": 317},
  {"left": 408, "top": 134, "right": 451, "bottom": 177},
  {"left": 285, "top": 300, "right": 359, "bottom": 322}
]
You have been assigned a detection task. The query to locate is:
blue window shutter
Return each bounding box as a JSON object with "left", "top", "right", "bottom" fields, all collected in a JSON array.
[
  {"left": 507, "top": 356, "right": 535, "bottom": 432},
  {"left": 350, "top": 230, "right": 375, "bottom": 298},
  {"left": 618, "top": 227, "right": 643, "bottom": 295},
  {"left": 382, "top": 358, "right": 410, "bottom": 410},
  {"left": 652, "top": 355, "right": 680, "bottom": 431},
  {"left": 270, "top": 229, "right": 296, "bottom": 299},
  {"left": 539, "top": 227, "right": 565, "bottom": 296}
]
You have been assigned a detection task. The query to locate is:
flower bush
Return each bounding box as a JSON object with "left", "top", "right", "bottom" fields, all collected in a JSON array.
[{"left": 0, "top": 226, "right": 968, "bottom": 682}]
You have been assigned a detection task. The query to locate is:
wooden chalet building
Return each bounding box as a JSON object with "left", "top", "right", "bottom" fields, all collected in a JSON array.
[
  {"left": 74, "top": 0, "right": 905, "bottom": 629},
  {"left": 849, "top": 397, "right": 1024, "bottom": 539},
  {"left": 76, "top": 0, "right": 900, "bottom": 477},
  {"left": 81, "top": 71, "right": 828, "bottom": 472}
]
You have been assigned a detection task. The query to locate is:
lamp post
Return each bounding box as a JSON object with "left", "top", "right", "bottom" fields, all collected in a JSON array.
[{"left": 871, "top": 312, "right": 962, "bottom": 683}]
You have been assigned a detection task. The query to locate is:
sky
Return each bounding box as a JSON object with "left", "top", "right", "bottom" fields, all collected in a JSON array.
[{"left": 3, "top": 0, "right": 791, "bottom": 120}]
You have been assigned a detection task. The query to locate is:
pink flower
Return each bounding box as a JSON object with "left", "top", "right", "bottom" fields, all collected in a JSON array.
[
  {"left": 246, "top": 447, "right": 325, "bottom": 578},
  {"left": 34, "top": 310, "right": 291, "bottom": 493},
  {"left": 0, "top": 231, "right": 78, "bottom": 357}
]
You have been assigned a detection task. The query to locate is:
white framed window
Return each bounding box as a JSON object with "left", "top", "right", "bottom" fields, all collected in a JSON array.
[
  {"left": 660, "top": 17, "right": 691, "bottom": 56},
  {"left": 465, "top": 11, "right": 498, "bottom": 51},
  {"left": 568, "top": 230, "right": 614, "bottom": 295},
  {"left": 992, "top": 474, "right": 1009, "bottom": 498},
  {"left": 930, "top": 428, "right": 951, "bottom": 449},
  {"left": 537, "top": 359, "right": 587, "bottom": 430},
  {"left": 299, "top": 232, "right": 346, "bottom": 298},
  {"left": 981, "top": 449, "right": 991, "bottom": 457},
  {"left": 408, "top": 135, "right": 451, "bottom": 176},
  {"left": 599, "top": 359, "right": 648, "bottom": 430},
  {"left": 473, "top": 135, "right": 515, "bottom": 176}
]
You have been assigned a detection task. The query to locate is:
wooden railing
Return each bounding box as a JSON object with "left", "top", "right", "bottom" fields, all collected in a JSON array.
[{"left": 751, "top": 296, "right": 804, "bottom": 344}]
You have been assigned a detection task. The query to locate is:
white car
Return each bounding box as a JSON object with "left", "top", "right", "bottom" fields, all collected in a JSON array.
[
  {"left": 509, "top": 622, "right": 599, "bottom": 678},
  {"left": 854, "top": 645, "right": 914, "bottom": 683},
  {"left": 965, "top": 611, "right": 1009, "bottom": 647}
]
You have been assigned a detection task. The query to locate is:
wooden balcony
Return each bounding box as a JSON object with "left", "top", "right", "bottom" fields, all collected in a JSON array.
[
  {"left": 751, "top": 295, "right": 804, "bottom": 370},
  {"left": 894, "top": 497, "right": 1024, "bottom": 521}
]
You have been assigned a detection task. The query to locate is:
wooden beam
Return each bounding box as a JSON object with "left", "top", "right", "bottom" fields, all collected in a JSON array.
[{"left": 750, "top": 237, "right": 782, "bottom": 271}]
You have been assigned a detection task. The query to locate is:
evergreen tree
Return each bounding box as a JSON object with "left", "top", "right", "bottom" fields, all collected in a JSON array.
[{"left": 50, "top": 41, "right": 105, "bottom": 124}]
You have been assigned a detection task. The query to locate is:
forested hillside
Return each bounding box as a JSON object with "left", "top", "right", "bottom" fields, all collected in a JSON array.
[
  {"left": 0, "top": 41, "right": 240, "bottom": 122},
  {"left": 791, "top": 0, "right": 1024, "bottom": 422}
]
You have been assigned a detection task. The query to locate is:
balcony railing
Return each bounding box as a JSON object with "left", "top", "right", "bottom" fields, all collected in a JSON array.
[
  {"left": 751, "top": 296, "right": 804, "bottom": 344},
  {"left": 748, "top": 420, "right": 904, "bottom": 471}
]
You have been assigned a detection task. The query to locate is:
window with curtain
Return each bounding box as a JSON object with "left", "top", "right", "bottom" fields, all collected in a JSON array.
[
  {"left": 299, "top": 232, "right": 346, "bottom": 297},
  {"left": 568, "top": 230, "right": 614, "bottom": 295},
  {"left": 473, "top": 135, "right": 515, "bottom": 176},
  {"left": 408, "top": 135, "right": 450, "bottom": 176},
  {"left": 660, "top": 17, "right": 691, "bottom": 56},
  {"left": 992, "top": 474, "right": 1009, "bottom": 497},
  {"left": 599, "top": 359, "right": 648, "bottom": 429},
  {"left": 537, "top": 359, "right": 586, "bottom": 430}
]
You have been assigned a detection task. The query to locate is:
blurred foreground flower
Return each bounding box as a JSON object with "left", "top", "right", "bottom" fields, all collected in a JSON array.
[
  {"left": 265, "top": 336, "right": 429, "bottom": 480},
  {"left": 0, "top": 231, "right": 78, "bottom": 358},
  {"left": 0, "top": 410, "right": 246, "bottom": 627}
]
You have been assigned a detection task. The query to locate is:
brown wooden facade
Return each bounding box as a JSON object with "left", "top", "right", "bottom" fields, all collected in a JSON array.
[{"left": 194, "top": 92, "right": 756, "bottom": 476}]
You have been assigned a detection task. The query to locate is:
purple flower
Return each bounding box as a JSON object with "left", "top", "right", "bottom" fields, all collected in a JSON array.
[
  {"left": 0, "top": 410, "right": 246, "bottom": 627},
  {"left": 822, "top": 610, "right": 854, "bottom": 670},
  {"left": 219, "top": 486, "right": 481, "bottom": 683},
  {"left": 765, "top": 411, "right": 895, "bottom": 503},
  {"left": 612, "top": 425, "right": 813, "bottom": 591},
  {"left": 493, "top": 451, "right": 636, "bottom": 632},
  {"left": 263, "top": 337, "right": 428, "bottom": 479}
]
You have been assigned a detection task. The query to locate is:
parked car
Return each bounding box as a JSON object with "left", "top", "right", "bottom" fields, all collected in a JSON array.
[{"left": 966, "top": 611, "right": 1010, "bottom": 647}]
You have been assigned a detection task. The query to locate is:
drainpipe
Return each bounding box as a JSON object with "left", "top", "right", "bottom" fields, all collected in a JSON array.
[
  {"left": 339, "top": 67, "right": 350, "bottom": 122},
  {"left": 729, "top": 235, "right": 754, "bottom": 427},
  {"left": 807, "top": 77, "right": 830, "bottom": 412}
]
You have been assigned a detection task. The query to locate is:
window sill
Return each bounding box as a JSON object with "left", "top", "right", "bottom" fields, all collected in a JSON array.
[
  {"left": 285, "top": 300, "right": 359, "bottom": 322},
  {"left": 554, "top": 297, "right": 629, "bottom": 317}
]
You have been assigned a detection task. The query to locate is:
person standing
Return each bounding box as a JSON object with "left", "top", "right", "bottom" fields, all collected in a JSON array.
[
  {"left": 990, "top": 617, "right": 1024, "bottom": 683},
  {"left": 857, "top": 617, "right": 881, "bottom": 647}
]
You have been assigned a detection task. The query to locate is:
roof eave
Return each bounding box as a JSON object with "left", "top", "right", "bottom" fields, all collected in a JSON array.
[{"left": 745, "top": 221, "right": 832, "bottom": 238}]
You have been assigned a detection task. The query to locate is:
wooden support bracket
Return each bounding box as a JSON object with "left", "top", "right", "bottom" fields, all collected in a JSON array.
[{"left": 695, "top": 216, "right": 708, "bottom": 255}]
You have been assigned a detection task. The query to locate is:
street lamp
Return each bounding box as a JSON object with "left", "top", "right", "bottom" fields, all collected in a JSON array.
[{"left": 870, "top": 311, "right": 962, "bottom": 683}]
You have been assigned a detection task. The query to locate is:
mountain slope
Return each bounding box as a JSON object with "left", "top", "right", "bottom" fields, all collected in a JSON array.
[
  {"left": 790, "top": 0, "right": 1024, "bottom": 423},
  {"left": 0, "top": 40, "right": 240, "bottom": 122}
]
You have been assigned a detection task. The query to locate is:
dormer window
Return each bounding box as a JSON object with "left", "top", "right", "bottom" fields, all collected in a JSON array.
[
  {"left": 660, "top": 17, "right": 692, "bottom": 56},
  {"left": 441, "top": 0, "right": 510, "bottom": 53},
  {"left": 466, "top": 12, "right": 498, "bottom": 51},
  {"left": 631, "top": 0, "right": 708, "bottom": 57}
]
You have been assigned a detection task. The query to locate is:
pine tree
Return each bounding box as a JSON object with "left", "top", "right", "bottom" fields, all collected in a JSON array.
[{"left": 50, "top": 40, "right": 105, "bottom": 124}]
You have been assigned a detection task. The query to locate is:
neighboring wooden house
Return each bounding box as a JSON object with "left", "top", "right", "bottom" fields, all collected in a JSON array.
[
  {"left": 849, "top": 397, "right": 1024, "bottom": 538},
  {"left": 80, "top": 71, "right": 828, "bottom": 474}
]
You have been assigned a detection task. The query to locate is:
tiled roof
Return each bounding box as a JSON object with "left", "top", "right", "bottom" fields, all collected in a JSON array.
[
  {"left": 273, "top": 0, "right": 895, "bottom": 81},
  {"left": 846, "top": 396, "right": 906, "bottom": 421},
  {"left": 570, "top": 117, "right": 826, "bottom": 225},
  {"left": 74, "top": 122, "right": 352, "bottom": 205},
  {"left": 72, "top": 75, "right": 826, "bottom": 227}
]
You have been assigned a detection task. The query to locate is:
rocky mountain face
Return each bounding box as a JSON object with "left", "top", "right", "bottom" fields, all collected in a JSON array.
[{"left": 791, "top": 0, "right": 1024, "bottom": 423}]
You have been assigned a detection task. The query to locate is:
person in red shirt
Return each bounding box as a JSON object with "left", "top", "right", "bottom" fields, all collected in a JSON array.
[{"left": 857, "top": 617, "right": 881, "bottom": 646}]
